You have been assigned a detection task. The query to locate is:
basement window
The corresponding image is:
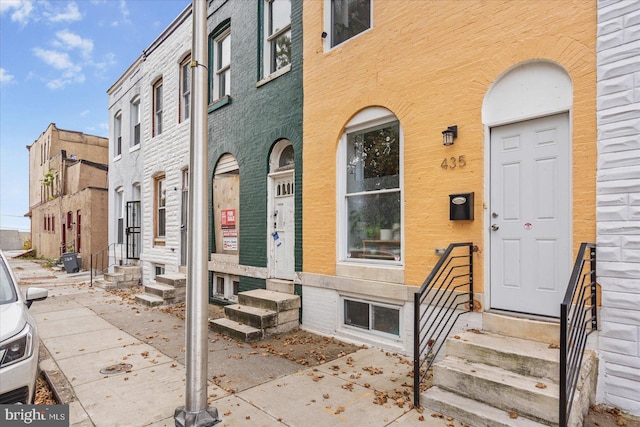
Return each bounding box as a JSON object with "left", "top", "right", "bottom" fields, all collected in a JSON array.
[
  {"left": 154, "top": 265, "right": 165, "bottom": 278},
  {"left": 343, "top": 298, "right": 400, "bottom": 337},
  {"left": 212, "top": 273, "right": 239, "bottom": 302}
]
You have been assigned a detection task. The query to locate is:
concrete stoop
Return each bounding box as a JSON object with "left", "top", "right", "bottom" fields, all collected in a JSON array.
[
  {"left": 134, "top": 272, "right": 187, "bottom": 307},
  {"left": 422, "top": 330, "right": 597, "bottom": 427},
  {"left": 209, "top": 286, "right": 300, "bottom": 342},
  {"left": 93, "top": 265, "right": 141, "bottom": 290}
]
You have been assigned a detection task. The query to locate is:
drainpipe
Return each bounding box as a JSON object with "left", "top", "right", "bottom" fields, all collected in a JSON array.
[{"left": 174, "top": 1, "right": 220, "bottom": 426}]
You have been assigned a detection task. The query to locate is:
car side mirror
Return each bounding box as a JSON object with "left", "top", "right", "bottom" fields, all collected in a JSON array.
[{"left": 25, "top": 287, "right": 48, "bottom": 308}]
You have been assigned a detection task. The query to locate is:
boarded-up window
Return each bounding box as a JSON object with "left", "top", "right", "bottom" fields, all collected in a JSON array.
[{"left": 213, "top": 154, "right": 239, "bottom": 254}]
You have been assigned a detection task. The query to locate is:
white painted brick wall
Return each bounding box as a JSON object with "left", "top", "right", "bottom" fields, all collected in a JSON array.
[
  {"left": 597, "top": 0, "right": 640, "bottom": 415},
  {"left": 139, "top": 10, "right": 192, "bottom": 285},
  {"left": 108, "top": 61, "right": 144, "bottom": 252}
]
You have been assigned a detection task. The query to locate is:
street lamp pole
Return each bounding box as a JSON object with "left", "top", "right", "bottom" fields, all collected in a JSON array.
[{"left": 174, "top": 1, "right": 220, "bottom": 426}]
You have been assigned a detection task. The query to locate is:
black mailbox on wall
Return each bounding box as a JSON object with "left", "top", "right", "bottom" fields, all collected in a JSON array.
[{"left": 449, "top": 192, "right": 474, "bottom": 221}]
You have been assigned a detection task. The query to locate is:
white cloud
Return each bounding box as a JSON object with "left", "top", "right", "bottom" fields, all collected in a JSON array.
[
  {"left": 48, "top": 1, "right": 81, "bottom": 23},
  {"left": 0, "top": 0, "right": 20, "bottom": 13},
  {"left": 118, "top": 0, "right": 130, "bottom": 23},
  {"left": 80, "top": 110, "right": 90, "bottom": 117},
  {"left": 33, "top": 47, "right": 74, "bottom": 70},
  {"left": 0, "top": 0, "right": 35, "bottom": 25},
  {"left": 93, "top": 52, "right": 116, "bottom": 72},
  {"left": 0, "top": 68, "right": 16, "bottom": 85},
  {"left": 53, "top": 29, "right": 93, "bottom": 58},
  {"left": 107, "top": 0, "right": 130, "bottom": 27},
  {"left": 32, "top": 47, "right": 84, "bottom": 89}
]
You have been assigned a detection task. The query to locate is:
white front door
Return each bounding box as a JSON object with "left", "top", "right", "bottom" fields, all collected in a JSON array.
[
  {"left": 269, "top": 172, "right": 295, "bottom": 280},
  {"left": 490, "top": 113, "right": 571, "bottom": 317}
]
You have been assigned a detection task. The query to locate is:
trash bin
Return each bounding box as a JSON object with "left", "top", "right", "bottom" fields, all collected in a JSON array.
[{"left": 61, "top": 252, "right": 80, "bottom": 273}]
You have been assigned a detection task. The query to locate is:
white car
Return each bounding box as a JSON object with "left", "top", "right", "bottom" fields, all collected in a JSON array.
[{"left": 0, "top": 251, "right": 48, "bottom": 404}]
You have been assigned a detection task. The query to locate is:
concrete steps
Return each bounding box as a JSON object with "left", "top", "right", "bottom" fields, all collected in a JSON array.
[
  {"left": 444, "top": 331, "right": 559, "bottom": 381},
  {"left": 210, "top": 281, "right": 300, "bottom": 342},
  {"left": 94, "top": 265, "right": 141, "bottom": 290},
  {"left": 134, "top": 293, "right": 165, "bottom": 308},
  {"left": 424, "top": 386, "right": 545, "bottom": 427},
  {"left": 422, "top": 329, "right": 597, "bottom": 427},
  {"left": 211, "top": 318, "right": 263, "bottom": 342},
  {"left": 225, "top": 304, "right": 277, "bottom": 330},
  {"left": 134, "top": 272, "right": 186, "bottom": 307},
  {"left": 433, "top": 355, "right": 559, "bottom": 424}
]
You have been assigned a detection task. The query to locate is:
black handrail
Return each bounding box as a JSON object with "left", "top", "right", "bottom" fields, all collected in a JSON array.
[
  {"left": 560, "top": 242, "right": 597, "bottom": 427},
  {"left": 90, "top": 243, "right": 125, "bottom": 286},
  {"left": 413, "top": 242, "right": 474, "bottom": 407}
]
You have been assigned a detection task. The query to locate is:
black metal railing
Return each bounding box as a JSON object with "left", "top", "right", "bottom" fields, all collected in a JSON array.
[
  {"left": 413, "top": 242, "right": 474, "bottom": 407},
  {"left": 560, "top": 242, "right": 597, "bottom": 427},
  {"left": 90, "top": 243, "right": 125, "bottom": 286}
]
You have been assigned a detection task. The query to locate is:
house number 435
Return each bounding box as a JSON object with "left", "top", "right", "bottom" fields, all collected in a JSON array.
[{"left": 441, "top": 155, "right": 467, "bottom": 170}]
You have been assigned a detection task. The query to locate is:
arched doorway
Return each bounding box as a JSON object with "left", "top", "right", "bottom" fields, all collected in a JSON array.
[
  {"left": 483, "top": 61, "right": 573, "bottom": 317},
  {"left": 268, "top": 140, "right": 295, "bottom": 280}
]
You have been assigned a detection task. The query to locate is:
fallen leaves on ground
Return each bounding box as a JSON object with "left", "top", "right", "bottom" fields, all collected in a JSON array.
[
  {"left": 34, "top": 375, "right": 57, "bottom": 405},
  {"left": 363, "top": 366, "right": 383, "bottom": 375},
  {"left": 590, "top": 405, "right": 639, "bottom": 427},
  {"left": 372, "top": 387, "right": 412, "bottom": 409},
  {"left": 341, "top": 382, "right": 354, "bottom": 391},
  {"left": 251, "top": 333, "right": 359, "bottom": 368}
]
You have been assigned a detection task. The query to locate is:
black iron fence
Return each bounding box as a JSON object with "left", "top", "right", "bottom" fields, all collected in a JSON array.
[
  {"left": 413, "top": 242, "right": 474, "bottom": 407},
  {"left": 90, "top": 243, "right": 125, "bottom": 286},
  {"left": 560, "top": 242, "right": 597, "bottom": 427}
]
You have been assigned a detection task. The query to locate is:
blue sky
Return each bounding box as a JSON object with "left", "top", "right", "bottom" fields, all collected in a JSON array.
[{"left": 0, "top": 0, "right": 190, "bottom": 231}]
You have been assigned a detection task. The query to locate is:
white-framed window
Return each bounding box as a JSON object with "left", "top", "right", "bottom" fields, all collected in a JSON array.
[
  {"left": 155, "top": 174, "right": 166, "bottom": 240},
  {"left": 115, "top": 187, "right": 124, "bottom": 244},
  {"left": 180, "top": 56, "right": 191, "bottom": 122},
  {"left": 213, "top": 29, "right": 230, "bottom": 100},
  {"left": 130, "top": 97, "right": 140, "bottom": 147},
  {"left": 263, "top": 0, "right": 291, "bottom": 77},
  {"left": 114, "top": 111, "right": 122, "bottom": 157},
  {"left": 153, "top": 79, "right": 163, "bottom": 136},
  {"left": 342, "top": 297, "right": 401, "bottom": 337},
  {"left": 326, "top": 0, "right": 372, "bottom": 48},
  {"left": 154, "top": 264, "right": 165, "bottom": 278},
  {"left": 212, "top": 273, "right": 239, "bottom": 301},
  {"left": 339, "top": 107, "right": 402, "bottom": 263}
]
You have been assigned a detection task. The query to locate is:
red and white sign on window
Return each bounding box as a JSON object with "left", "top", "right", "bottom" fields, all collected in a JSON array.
[{"left": 221, "top": 209, "right": 236, "bottom": 229}]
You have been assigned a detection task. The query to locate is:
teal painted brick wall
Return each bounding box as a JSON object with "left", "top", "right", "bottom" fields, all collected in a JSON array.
[{"left": 206, "top": 0, "right": 303, "bottom": 290}]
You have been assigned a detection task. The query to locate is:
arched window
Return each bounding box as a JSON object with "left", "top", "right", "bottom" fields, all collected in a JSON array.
[
  {"left": 213, "top": 154, "right": 239, "bottom": 254},
  {"left": 130, "top": 96, "right": 141, "bottom": 147},
  {"left": 339, "top": 107, "right": 402, "bottom": 263},
  {"left": 114, "top": 111, "right": 122, "bottom": 156},
  {"left": 152, "top": 78, "right": 163, "bottom": 136},
  {"left": 179, "top": 55, "right": 191, "bottom": 122},
  {"left": 270, "top": 139, "right": 294, "bottom": 173}
]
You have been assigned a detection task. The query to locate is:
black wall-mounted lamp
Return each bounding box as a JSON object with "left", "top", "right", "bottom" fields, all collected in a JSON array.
[{"left": 442, "top": 125, "right": 458, "bottom": 146}]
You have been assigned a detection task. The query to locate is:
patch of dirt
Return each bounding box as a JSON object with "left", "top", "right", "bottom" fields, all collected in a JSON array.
[
  {"left": 162, "top": 302, "right": 360, "bottom": 367},
  {"left": 585, "top": 405, "right": 640, "bottom": 427},
  {"left": 253, "top": 331, "right": 361, "bottom": 367}
]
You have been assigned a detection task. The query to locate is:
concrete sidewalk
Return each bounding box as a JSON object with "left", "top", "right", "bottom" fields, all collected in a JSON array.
[{"left": 7, "top": 254, "right": 452, "bottom": 427}]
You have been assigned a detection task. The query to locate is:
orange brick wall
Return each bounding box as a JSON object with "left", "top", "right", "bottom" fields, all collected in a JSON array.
[{"left": 302, "top": 0, "right": 597, "bottom": 292}]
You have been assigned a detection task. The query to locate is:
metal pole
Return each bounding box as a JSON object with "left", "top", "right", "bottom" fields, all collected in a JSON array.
[{"left": 175, "top": 1, "right": 219, "bottom": 425}]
